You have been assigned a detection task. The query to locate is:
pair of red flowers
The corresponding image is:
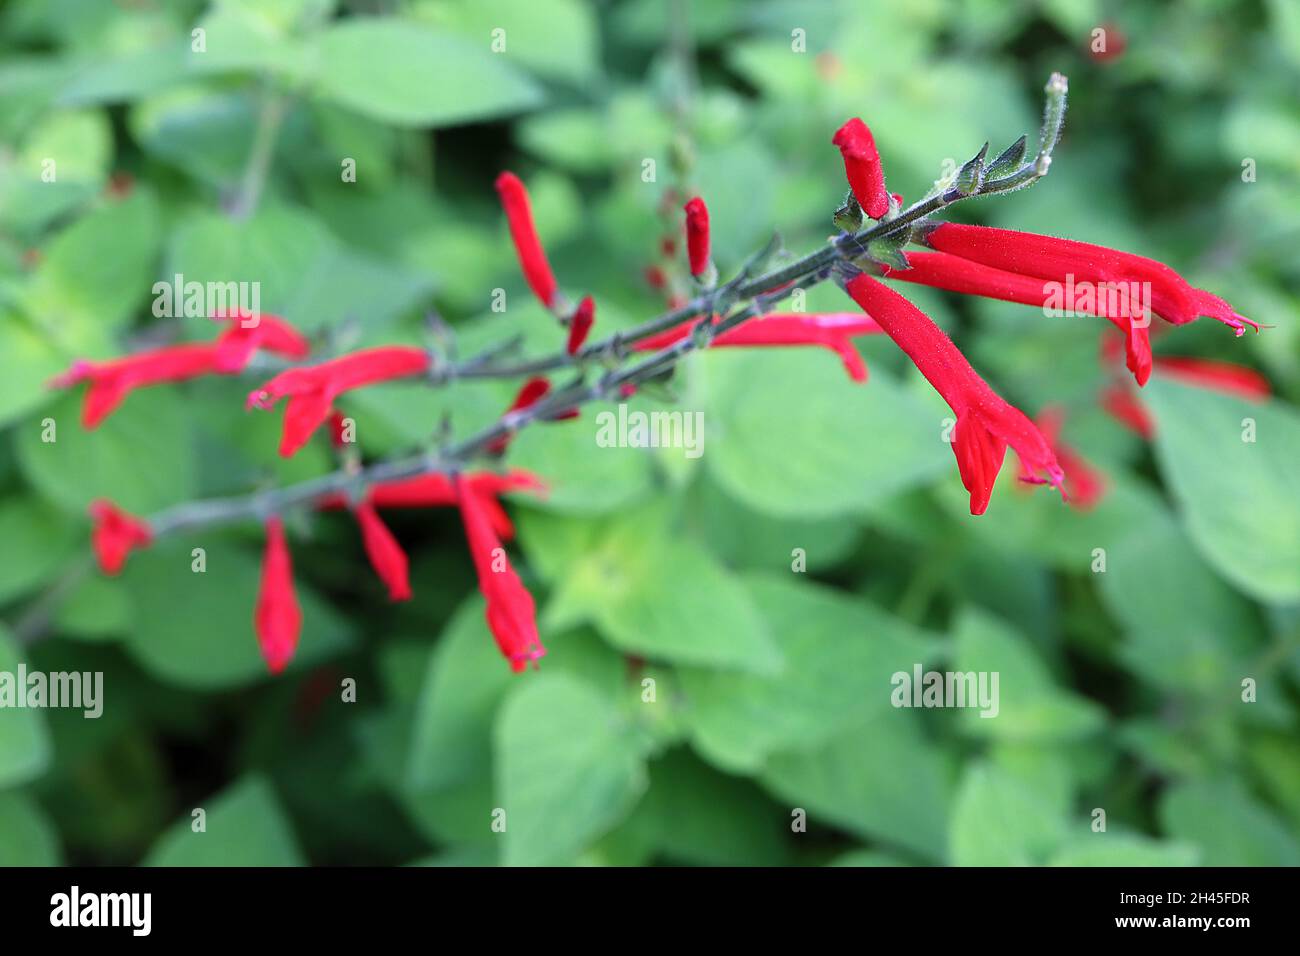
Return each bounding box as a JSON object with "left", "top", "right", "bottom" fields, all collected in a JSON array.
[{"left": 829, "top": 115, "right": 1261, "bottom": 513}]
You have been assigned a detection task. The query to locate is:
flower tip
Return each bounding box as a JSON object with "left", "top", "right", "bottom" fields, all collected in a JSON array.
[{"left": 49, "top": 359, "right": 93, "bottom": 389}]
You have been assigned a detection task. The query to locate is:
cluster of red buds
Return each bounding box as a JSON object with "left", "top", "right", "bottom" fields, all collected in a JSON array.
[{"left": 55, "top": 72, "right": 1266, "bottom": 674}]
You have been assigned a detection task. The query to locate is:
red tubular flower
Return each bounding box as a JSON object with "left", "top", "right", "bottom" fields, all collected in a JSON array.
[
  {"left": 255, "top": 517, "right": 302, "bottom": 675},
  {"left": 633, "top": 313, "right": 882, "bottom": 382},
  {"left": 1154, "top": 356, "right": 1271, "bottom": 400},
  {"left": 495, "top": 171, "right": 559, "bottom": 309},
  {"left": 51, "top": 344, "right": 220, "bottom": 428},
  {"left": 832, "top": 118, "right": 889, "bottom": 219},
  {"left": 455, "top": 475, "right": 544, "bottom": 672},
  {"left": 845, "top": 273, "right": 1064, "bottom": 515},
  {"left": 567, "top": 296, "right": 595, "bottom": 356},
  {"left": 684, "top": 197, "right": 711, "bottom": 277},
  {"left": 881, "top": 250, "right": 1153, "bottom": 386},
  {"left": 926, "top": 223, "right": 1259, "bottom": 334},
  {"left": 210, "top": 310, "right": 311, "bottom": 373},
  {"left": 247, "top": 346, "right": 431, "bottom": 457},
  {"left": 88, "top": 499, "right": 153, "bottom": 574},
  {"left": 51, "top": 313, "right": 312, "bottom": 428},
  {"left": 1019, "top": 407, "right": 1107, "bottom": 510},
  {"left": 315, "top": 470, "right": 545, "bottom": 540},
  {"left": 354, "top": 502, "right": 411, "bottom": 602},
  {"left": 1100, "top": 382, "right": 1154, "bottom": 439}
]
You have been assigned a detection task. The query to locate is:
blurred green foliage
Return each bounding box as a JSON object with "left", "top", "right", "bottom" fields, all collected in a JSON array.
[{"left": 0, "top": 0, "right": 1298, "bottom": 866}]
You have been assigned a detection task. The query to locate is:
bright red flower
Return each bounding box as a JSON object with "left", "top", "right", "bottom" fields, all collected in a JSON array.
[
  {"left": 1099, "top": 356, "right": 1270, "bottom": 441},
  {"left": 327, "top": 410, "right": 352, "bottom": 449},
  {"left": 845, "top": 273, "right": 1064, "bottom": 515},
  {"left": 51, "top": 344, "right": 220, "bottom": 428},
  {"left": 1154, "top": 356, "right": 1271, "bottom": 401},
  {"left": 832, "top": 118, "right": 889, "bottom": 220},
  {"left": 314, "top": 469, "right": 545, "bottom": 540},
  {"left": 926, "top": 223, "right": 1259, "bottom": 334},
  {"left": 210, "top": 310, "right": 311, "bottom": 373},
  {"left": 51, "top": 313, "right": 312, "bottom": 428},
  {"left": 455, "top": 475, "right": 544, "bottom": 672},
  {"left": 1100, "top": 382, "right": 1154, "bottom": 439},
  {"left": 247, "top": 346, "right": 431, "bottom": 457},
  {"left": 633, "top": 313, "right": 881, "bottom": 382},
  {"left": 354, "top": 502, "right": 411, "bottom": 602},
  {"left": 495, "top": 172, "right": 559, "bottom": 309},
  {"left": 88, "top": 499, "right": 153, "bottom": 574},
  {"left": 567, "top": 296, "right": 595, "bottom": 355},
  {"left": 255, "top": 517, "right": 302, "bottom": 675},
  {"left": 684, "top": 197, "right": 711, "bottom": 277},
  {"left": 1019, "top": 407, "right": 1107, "bottom": 510},
  {"left": 881, "top": 250, "right": 1153, "bottom": 386}
]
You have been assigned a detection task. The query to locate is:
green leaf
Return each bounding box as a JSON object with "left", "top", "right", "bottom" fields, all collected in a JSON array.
[
  {"left": 0, "top": 108, "right": 111, "bottom": 234},
  {"left": 637, "top": 748, "right": 789, "bottom": 865},
  {"left": 1049, "top": 835, "right": 1199, "bottom": 867},
  {"left": 761, "top": 709, "right": 953, "bottom": 861},
  {"left": 1145, "top": 379, "right": 1300, "bottom": 603},
  {"left": 144, "top": 775, "right": 306, "bottom": 866},
  {"left": 507, "top": 412, "right": 656, "bottom": 515},
  {"left": 0, "top": 498, "right": 77, "bottom": 603},
  {"left": 17, "top": 390, "right": 196, "bottom": 515},
  {"left": 52, "top": 572, "right": 133, "bottom": 640},
  {"left": 0, "top": 313, "right": 65, "bottom": 429},
  {"left": 705, "top": 351, "right": 949, "bottom": 519},
  {"left": 495, "top": 672, "right": 648, "bottom": 866},
  {"left": 0, "top": 791, "right": 61, "bottom": 865},
  {"left": 417, "top": 0, "right": 600, "bottom": 83},
  {"left": 680, "top": 574, "right": 936, "bottom": 773},
  {"left": 119, "top": 540, "right": 353, "bottom": 689},
  {"left": 953, "top": 607, "right": 1105, "bottom": 742},
  {"left": 20, "top": 189, "right": 161, "bottom": 343},
  {"left": 312, "top": 19, "right": 543, "bottom": 128},
  {"left": 0, "top": 626, "right": 53, "bottom": 788},
  {"left": 1159, "top": 779, "right": 1300, "bottom": 866},
  {"left": 408, "top": 596, "right": 514, "bottom": 792},
  {"left": 1097, "top": 505, "right": 1262, "bottom": 696},
  {"left": 547, "top": 509, "right": 782, "bottom": 674},
  {"left": 949, "top": 762, "right": 1067, "bottom": 866}
]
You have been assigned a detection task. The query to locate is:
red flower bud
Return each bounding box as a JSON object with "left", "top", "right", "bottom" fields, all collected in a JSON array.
[
  {"left": 684, "top": 197, "right": 711, "bottom": 277},
  {"left": 255, "top": 517, "right": 302, "bottom": 675},
  {"left": 567, "top": 296, "right": 595, "bottom": 355},
  {"left": 455, "top": 475, "right": 544, "bottom": 672},
  {"left": 495, "top": 171, "right": 559, "bottom": 308},
  {"left": 354, "top": 502, "right": 411, "bottom": 602},
  {"left": 89, "top": 499, "right": 153, "bottom": 574},
  {"left": 832, "top": 118, "right": 889, "bottom": 220}
]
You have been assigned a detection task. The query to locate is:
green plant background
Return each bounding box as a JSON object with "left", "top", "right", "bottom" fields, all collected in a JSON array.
[{"left": 1, "top": 0, "right": 1298, "bottom": 867}]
